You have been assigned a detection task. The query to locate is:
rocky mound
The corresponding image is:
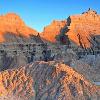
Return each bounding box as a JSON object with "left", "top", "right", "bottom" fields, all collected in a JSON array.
[
  {"left": 0, "top": 13, "right": 38, "bottom": 42},
  {"left": 0, "top": 61, "right": 99, "bottom": 100}
]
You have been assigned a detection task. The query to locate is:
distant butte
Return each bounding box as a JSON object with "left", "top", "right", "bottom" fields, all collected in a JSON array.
[
  {"left": 41, "top": 20, "right": 67, "bottom": 42},
  {"left": 41, "top": 8, "right": 100, "bottom": 48},
  {"left": 0, "top": 61, "right": 99, "bottom": 99},
  {"left": 0, "top": 13, "right": 38, "bottom": 42},
  {"left": 0, "top": 9, "right": 100, "bottom": 48},
  {"left": 67, "top": 8, "right": 100, "bottom": 48}
]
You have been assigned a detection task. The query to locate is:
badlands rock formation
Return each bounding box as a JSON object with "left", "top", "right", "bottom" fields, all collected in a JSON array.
[
  {"left": 0, "top": 13, "right": 38, "bottom": 42},
  {"left": 0, "top": 9, "right": 100, "bottom": 100},
  {"left": 0, "top": 67, "right": 34, "bottom": 100},
  {"left": 41, "top": 9, "right": 100, "bottom": 48},
  {"left": 0, "top": 61, "right": 100, "bottom": 100},
  {"left": 71, "top": 57, "right": 100, "bottom": 82},
  {"left": 41, "top": 20, "right": 67, "bottom": 42},
  {"left": 67, "top": 8, "right": 100, "bottom": 48},
  {"left": 0, "top": 9, "right": 100, "bottom": 47}
]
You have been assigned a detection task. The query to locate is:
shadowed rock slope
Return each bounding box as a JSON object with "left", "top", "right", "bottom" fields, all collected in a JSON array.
[
  {"left": 0, "top": 61, "right": 100, "bottom": 100},
  {"left": 41, "top": 20, "right": 67, "bottom": 42}
]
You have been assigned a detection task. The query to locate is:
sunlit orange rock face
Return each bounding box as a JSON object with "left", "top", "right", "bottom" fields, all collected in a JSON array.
[
  {"left": 41, "top": 20, "right": 67, "bottom": 42},
  {"left": 67, "top": 9, "right": 100, "bottom": 48},
  {"left": 41, "top": 9, "right": 100, "bottom": 48},
  {"left": 0, "top": 9, "right": 100, "bottom": 47},
  {"left": 0, "top": 13, "right": 38, "bottom": 42}
]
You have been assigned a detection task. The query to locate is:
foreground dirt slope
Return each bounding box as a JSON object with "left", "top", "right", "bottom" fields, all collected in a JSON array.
[
  {"left": 0, "top": 67, "right": 34, "bottom": 100},
  {"left": 0, "top": 61, "right": 100, "bottom": 100}
]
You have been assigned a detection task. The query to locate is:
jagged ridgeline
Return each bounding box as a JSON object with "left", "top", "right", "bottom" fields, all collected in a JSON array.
[{"left": 0, "top": 9, "right": 100, "bottom": 100}]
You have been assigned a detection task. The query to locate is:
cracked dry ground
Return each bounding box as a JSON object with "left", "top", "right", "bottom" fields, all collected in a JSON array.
[{"left": 0, "top": 61, "right": 100, "bottom": 100}]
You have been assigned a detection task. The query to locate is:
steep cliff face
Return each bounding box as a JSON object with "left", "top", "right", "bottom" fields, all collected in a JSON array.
[
  {"left": 41, "top": 9, "right": 100, "bottom": 48},
  {"left": 0, "top": 13, "right": 38, "bottom": 42},
  {"left": 32, "top": 61, "right": 100, "bottom": 100},
  {"left": 0, "top": 10, "right": 100, "bottom": 47},
  {"left": 0, "top": 61, "right": 99, "bottom": 100},
  {"left": 67, "top": 9, "right": 100, "bottom": 48},
  {"left": 41, "top": 20, "right": 67, "bottom": 42}
]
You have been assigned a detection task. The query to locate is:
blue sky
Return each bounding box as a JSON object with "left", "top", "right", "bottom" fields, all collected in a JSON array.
[{"left": 0, "top": 0, "right": 100, "bottom": 32}]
